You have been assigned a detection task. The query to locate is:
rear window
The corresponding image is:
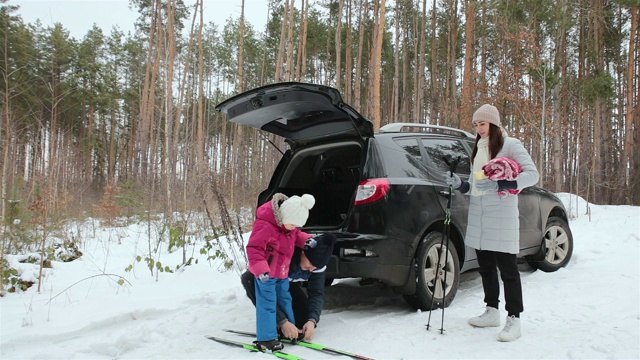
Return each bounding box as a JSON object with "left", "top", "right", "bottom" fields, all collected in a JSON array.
[
  {"left": 420, "top": 138, "right": 471, "bottom": 175},
  {"left": 378, "top": 137, "right": 430, "bottom": 178},
  {"left": 394, "top": 138, "right": 422, "bottom": 163}
]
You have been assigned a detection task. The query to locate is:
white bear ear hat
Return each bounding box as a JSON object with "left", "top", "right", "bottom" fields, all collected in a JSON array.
[{"left": 280, "top": 194, "right": 315, "bottom": 227}]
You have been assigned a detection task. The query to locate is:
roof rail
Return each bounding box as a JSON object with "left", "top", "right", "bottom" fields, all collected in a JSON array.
[{"left": 379, "top": 123, "right": 475, "bottom": 138}]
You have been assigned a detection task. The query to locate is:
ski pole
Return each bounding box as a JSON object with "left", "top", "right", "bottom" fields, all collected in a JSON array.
[{"left": 426, "top": 156, "right": 460, "bottom": 334}]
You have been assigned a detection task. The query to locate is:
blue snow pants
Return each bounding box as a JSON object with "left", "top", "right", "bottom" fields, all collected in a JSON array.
[{"left": 255, "top": 277, "right": 295, "bottom": 341}]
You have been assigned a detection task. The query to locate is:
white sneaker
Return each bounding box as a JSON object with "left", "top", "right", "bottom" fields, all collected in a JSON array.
[
  {"left": 497, "top": 315, "right": 521, "bottom": 342},
  {"left": 468, "top": 306, "right": 500, "bottom": 327}
]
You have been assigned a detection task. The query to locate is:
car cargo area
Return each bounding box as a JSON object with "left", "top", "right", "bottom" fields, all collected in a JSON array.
[{"left": 274, "top": 141, "right": 363, "bottom": 228}]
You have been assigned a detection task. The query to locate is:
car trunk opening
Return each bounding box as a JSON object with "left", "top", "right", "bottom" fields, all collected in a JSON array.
[{"left": 261, "top": 140, "right": 363, "bottom": 229}]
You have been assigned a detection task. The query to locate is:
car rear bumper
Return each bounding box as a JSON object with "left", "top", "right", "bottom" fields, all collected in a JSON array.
[
  {"left": 325, "top": 256, "right": 411, "bottom": 286},
  {"left": 323, "top": 234, "right": 414, "bottom": 286}
]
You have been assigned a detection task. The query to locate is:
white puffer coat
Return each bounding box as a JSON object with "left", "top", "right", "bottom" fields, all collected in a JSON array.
[{"left": 465, "top": 136, "right": 540, "bottom": 254}]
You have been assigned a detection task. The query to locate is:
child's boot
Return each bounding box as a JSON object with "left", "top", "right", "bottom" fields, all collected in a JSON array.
[{"left": 254, "top": 339, "right": 284, "bottom": 352}]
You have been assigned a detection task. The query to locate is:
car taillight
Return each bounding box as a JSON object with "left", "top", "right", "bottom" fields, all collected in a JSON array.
[{"left": 354, "top": 178, "right": 390, "bottom": 205}]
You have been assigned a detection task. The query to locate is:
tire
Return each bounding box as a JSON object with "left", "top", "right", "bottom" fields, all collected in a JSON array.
[
  {"left": 527, "top": 216, "right": 573, "bottom": 272},
  {"left": 403, "top": 231, "right": 460, "bottom": 310}
]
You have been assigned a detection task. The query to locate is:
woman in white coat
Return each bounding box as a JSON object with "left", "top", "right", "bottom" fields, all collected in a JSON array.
[{"left": 447, "top": 104, "right": 539, "bottom": 342}]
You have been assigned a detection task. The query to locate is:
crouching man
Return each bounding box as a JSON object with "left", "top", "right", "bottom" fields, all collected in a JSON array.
[{"left": 241, "top": 233, "right": 336, "bottom": 341}]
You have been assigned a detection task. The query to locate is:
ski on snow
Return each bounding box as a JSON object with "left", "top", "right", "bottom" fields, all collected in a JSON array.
[
  {"left": 223, "top": 328, "right": 375, "bottom": 360},
  {"left": 206, "top": 336, "right": 303, "bottom": 360}
]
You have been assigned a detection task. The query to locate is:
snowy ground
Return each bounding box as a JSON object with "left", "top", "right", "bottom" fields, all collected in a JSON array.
[{"left": 1, "top": 193, "right": 639, "bottom": 359}]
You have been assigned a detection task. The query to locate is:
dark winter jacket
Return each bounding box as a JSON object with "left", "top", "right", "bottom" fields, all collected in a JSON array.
[
  {"left": 247, "top": 193, "right": 311, "bottom": 279},
  {"left": 283, "top": 249, "right": 327, "bottom": 324}
]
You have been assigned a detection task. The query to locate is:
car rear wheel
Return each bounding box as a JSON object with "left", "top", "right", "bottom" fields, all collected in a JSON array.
[
  {"left": 403, "top": 231, "right": 460, "bottom": 310},
  {"left": 527, "top": 216, "right": 573, "bottom": 272}
]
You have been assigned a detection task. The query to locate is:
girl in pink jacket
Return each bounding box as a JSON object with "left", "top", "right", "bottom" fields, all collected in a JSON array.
[{"left": 247, "top": 193, "right": 315, "bottom": 352}]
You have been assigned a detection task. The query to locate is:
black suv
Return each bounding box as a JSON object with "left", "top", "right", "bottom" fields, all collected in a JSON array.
[{"left": 216, "top": 82, "right": 573, "bottom": 310}]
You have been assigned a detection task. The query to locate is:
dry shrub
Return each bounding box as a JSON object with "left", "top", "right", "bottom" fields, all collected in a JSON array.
[{"left": 93, "top": 182, "right": 123, "bottom": 226}]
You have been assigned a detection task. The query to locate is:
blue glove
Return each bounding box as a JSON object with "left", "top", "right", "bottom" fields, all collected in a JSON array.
[
  {"left": 305, "top": 237, "right": 317, "bottom": 249},
  {"left": 475, "top": 179, "right": 499, "bottom": 192},
  {"left": 446, "top": 173, "right": 462, "bottom": 189},
  {"left": 258, "top": 272, "right": 270, "bottom": 283}
]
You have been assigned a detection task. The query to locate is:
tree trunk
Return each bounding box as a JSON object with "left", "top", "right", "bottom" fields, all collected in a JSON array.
[
  {"left": 296, "top": 0, "right": 309, "bottom": 80},
  {"left": 1, "top": 12, "right": 11, "bottom": 294},
  {"left": 335, "top": 0, "right": 344, "bottom": 90},
  {"left": 625, "top": 6, "right": 638, "bottom": 204},
  {"left": 368, "top": 0, "right": 386, "bottom": 130},
  {"left": 415, "top": 0, "right": 427, "bottom": 123},
  {"left": 344, "top": 0, "right": 353, "bottom": 101},
  {"left": 460, "top": 0, "right": 475, "bottom": 132},
  {"left": 429, "top": 0, "right": 438, "bottom": 122},
  {"left": 238, "top": 0, "right": 245, "bottom": 92},
  {"left": 444, "top": 0, "right": 458, "bottom": 126},
  {"left": 137, "top": 2, "right": 153, "bottom": 180},
  {"left": 592, "top": 0, "right": 605, "bottom": 203},
  {"left": 164, "top": 0, "right": 178, "bottom": 215},
  {"left": 196, "top": 0, "right": 205, "bottom": 172},
  {"left": 393, "top": 2, "right": 400, "bottom": 123},
  {"left": 275, "top": 0, "right": 290, "bottom": 81},
  {"left": 354, "top": 0, "right": 366, "bottom": 108},
  {"left": 553, "top": 0, "right": 570, "bottom": 193},
  {"left": 147, "top": 0, "right": 163, "bottom": 196},
  {"left": 108, "top": 103, "right": 117, "bottom": 183},
  {"left": 577, "top": 0, "right": 588, "bottom": 205},
  {"left": 86, "top": 104, "right": 94, "bottom": 185},
  {"left": 285, "top": 0, "right": 295, "bottom": 81},
  {"left": 478, "top": 2, "right": 487, "bottom": 99}
]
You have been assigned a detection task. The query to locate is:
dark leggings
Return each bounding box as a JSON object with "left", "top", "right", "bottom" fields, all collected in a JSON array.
[
  {"left": 241, "top": 270, "right": 309, "bottom": 328},
  {"left": 475, "top": 249, "right": 523, "bottom": 317}
]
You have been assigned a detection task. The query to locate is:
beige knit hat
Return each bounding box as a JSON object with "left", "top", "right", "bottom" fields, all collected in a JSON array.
[{"left": 472, "top": 104, "right": 501, "bottom": 127}]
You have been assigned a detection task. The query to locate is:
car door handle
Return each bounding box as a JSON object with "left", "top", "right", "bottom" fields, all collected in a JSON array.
[{"left": 439, "top": 190, "right": 455, "bottom": 197}]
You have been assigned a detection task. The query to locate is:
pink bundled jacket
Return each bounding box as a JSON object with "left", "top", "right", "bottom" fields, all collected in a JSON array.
[
  {"left": 247, "top": 193, "right": 311, "bottom": 279},
  {"left": 482, "top": 157, "right": 523, "bottom": 197}
]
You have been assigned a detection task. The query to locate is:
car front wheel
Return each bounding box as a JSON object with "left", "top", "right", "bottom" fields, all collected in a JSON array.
[
  {"left": 527, "top": 216, "right": 573, "bottom": 272},
  {"left": 403, "top": 231, "right": 460, "bottom": 310}
]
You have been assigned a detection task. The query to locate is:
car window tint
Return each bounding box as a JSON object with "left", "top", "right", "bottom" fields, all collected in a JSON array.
[
  {"left": 380, "top": 137, "right": 430, "bottom": 178},
  {"left": 420, "top": 138, "right": 471, "bottom": 175},
  {"left": 394, "top": 138, "right": 422, "bottom": 163}
]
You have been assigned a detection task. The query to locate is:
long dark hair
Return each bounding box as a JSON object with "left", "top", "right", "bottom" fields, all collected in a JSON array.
[{"left": 471, "top": 124, "right": 504, "bottom": 161}]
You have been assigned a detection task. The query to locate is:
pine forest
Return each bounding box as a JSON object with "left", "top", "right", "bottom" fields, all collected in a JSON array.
[{"left": 0, "top": 0, "right": 638, "bottom": 274}]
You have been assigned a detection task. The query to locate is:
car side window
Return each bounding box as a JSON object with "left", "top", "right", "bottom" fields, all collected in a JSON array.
[
  {"left": 420, "top": 138, "right": 471, "bottom": 175},
  {"left": 394, "top": 138, "right": 422, "bottom": 163}
]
